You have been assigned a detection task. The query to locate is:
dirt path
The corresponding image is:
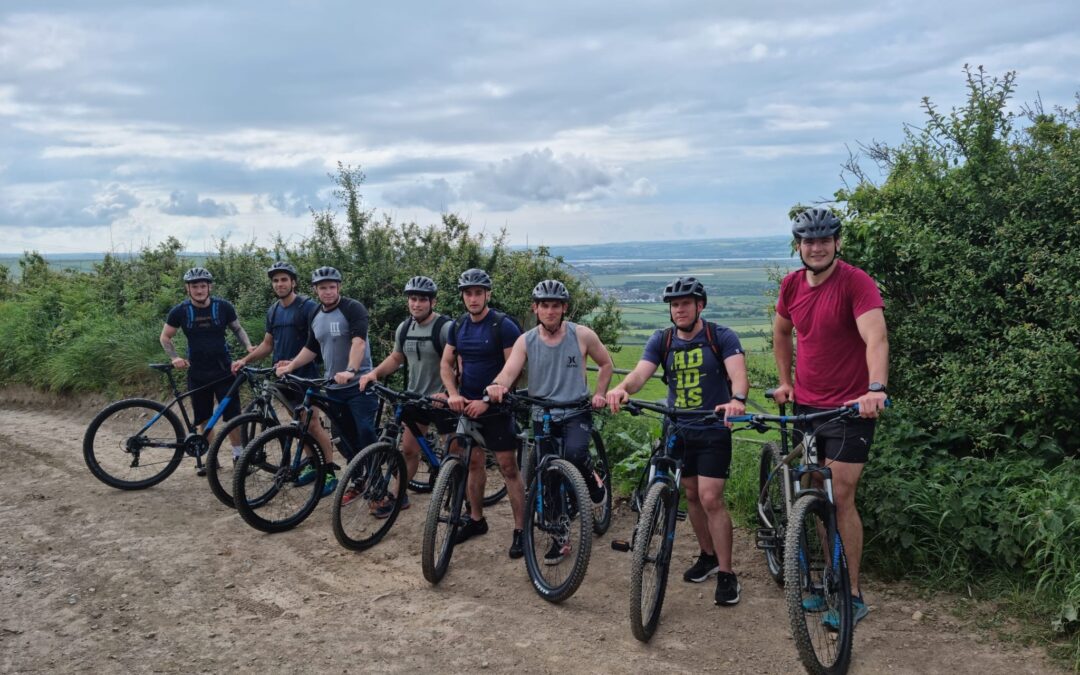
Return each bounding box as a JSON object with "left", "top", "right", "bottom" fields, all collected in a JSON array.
[{"left": 0, "top": 401, "right": 1060, "bottom": 674}]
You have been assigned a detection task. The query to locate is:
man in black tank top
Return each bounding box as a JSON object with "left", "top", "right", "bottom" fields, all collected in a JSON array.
[{"left": 487, "top": 280, "right": 615, "bottom": 561}]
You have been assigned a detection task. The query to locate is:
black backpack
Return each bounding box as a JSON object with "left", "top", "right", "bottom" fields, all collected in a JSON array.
[
  {"left": 395, "top": 313, "right": 452, "bottom": 359},
  {"left": 268, "top": 294, "right": 315, "bottom": 342},
  {"left": 657, "top": 320, "right": 729, "bottom": 386}
]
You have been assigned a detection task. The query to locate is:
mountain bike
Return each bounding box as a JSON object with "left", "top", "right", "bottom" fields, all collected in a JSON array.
[
  {"left": 609, "top": 399, "right": 719, "bottom": 642},
  {"left": 83, "top": 364, "right": 282, "bottom": 490},
  {"left": 505, "top": 392, "right": 597, "bottom": 603},
  {"left": 330, "top": 382, "right": 451, "bottom": 551},
  {"left": 232, "top": 375, "right": 380, "bottom": 533},
  {"left": 728, "top": 400, "right": 887, "bottom": 675}
]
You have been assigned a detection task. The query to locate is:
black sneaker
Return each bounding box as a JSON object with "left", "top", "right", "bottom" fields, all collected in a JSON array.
[
  {"left": 544, "top": 538, "right": 570, "bottom": 565},
  {"left": 714, "top": 571, "right": 741, "bottom": 606},
  {"left": 586, "top": 471, "right": 606, "bottom": 503},
  {"left": 453, "top": 516, "right": 488, "bottom": 545},
  {"left": 683, "top": 551, "right": 719, "bottom": 583},
  {"left": 508, "top": 529, "right": 524, "bottom": 559}
]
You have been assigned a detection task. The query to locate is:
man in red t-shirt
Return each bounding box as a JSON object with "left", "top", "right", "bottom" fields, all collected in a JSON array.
[{"left": 773, "top": 206, "right": 889, "bottom": 626}]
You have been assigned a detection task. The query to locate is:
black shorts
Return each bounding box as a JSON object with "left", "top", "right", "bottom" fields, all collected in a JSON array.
[
  {"left": 188, "top": 373, "right": 241, "bottom": 427},
  {"left": 532, "top": 413, "right": 592, "bottom": 466},
  {"left": 402, "top": 403, "right": 457, "bottom": 435},
  {"left": 463, "top": 410, "right": 518, "bottom": 453},
  {"left": 794, "top": 404, "right": 876, "bottom": 464},
  {"left": 671, "top": 427, "right": 732, "bottom": 480}
]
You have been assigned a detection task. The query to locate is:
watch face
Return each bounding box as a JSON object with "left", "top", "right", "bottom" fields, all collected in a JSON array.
[{"left": 869, "top": 382, "right": 886, "bottom": 393}]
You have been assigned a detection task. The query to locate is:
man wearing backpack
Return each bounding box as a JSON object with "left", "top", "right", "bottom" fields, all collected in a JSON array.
[
  {"left": 358, "top": 276, "right": 455, "bottom": 514},
  {"left": 232, "top": 261, "right": 331, "bottom": 463},
  {"left": 440, "top": 268, "right": 527, "bottom": 558},
  {"left": 160, "top": 267, "right": 256, "bottom": 473},
  {"left": 606, "top": 277, "right": 749, "bottom": 606}
]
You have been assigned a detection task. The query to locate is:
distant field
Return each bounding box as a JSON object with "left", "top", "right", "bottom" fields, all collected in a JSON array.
[{"left": 587, "top": 263, "right": 783, "bottom": 288}]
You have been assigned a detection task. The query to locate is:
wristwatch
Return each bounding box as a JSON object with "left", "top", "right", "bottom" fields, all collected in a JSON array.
[
  {"left": 868, "top": 382, "right": 888, "bottom": 394},
  {"left": 732, "top": 393, "right": 747, "bottom": 403},
  {"left": 346, "top": 367, "right": 360, "bottom": 374}
]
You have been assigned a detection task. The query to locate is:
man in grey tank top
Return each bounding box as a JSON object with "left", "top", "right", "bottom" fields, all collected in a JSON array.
[
  {"left": 359, "top": 276, "right": 455, "bottom": 514},
  {"left": 487, "top": 280, "right": 614, "bottom": 562}
]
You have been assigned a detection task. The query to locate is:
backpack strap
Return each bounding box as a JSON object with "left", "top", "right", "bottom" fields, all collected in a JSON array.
[
  {"left": 395, "top": 319, "right": 411, "bottom": 354},
  {"left": 431, "top": 314, "right": 450, "bottom": 357},
  {"left": 211, "top": 298, "right": 220, "bottom": 326},
  {"left": 184, "top": 299, "right": 194, "bottom": 330},
  {"left": 659, "top": 322, "right": 725, "bottom": 385},
  {"left": 659, "top": 327, "right": 675, "bottom": 385}
]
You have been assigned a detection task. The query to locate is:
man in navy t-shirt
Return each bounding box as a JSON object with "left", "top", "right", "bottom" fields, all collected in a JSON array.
[
  {"left": 607, "top": 277, "right": 749, "bottom": 607},
  {"left": 440, "top": 268, "right": 527, "bottom": 558},
  {"left": 233, "top": 261, "right": 331, "bottom": 461},
  {"left": 160, "top": 267, "right": 256, "bottom": 470}
]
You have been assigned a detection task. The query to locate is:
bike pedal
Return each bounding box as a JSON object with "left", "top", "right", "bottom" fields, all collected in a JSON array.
[
  {"left": 610, "top": 539, "right": 631, "bottom": 552},
  {"left": 675, "top": 509, "right": 687, "bottom": 522},
  {"left": 755, "top": 527, "right": 777, "bottom": 550}
]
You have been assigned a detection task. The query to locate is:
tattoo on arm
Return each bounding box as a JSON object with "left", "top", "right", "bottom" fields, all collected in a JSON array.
[
  {"left": 162, "top": 338, "right": 180, "bottom": 360},
  {"left": 229, "top": 320, "right": 252, "bottom": 349}
]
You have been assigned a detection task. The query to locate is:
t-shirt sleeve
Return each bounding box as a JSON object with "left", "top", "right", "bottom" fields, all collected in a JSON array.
[
  {"left": 304, "top": 316, "right": 320, "bottom": 352},
  {"left": 715, "top": 326, "right": 744, "bottom": 359},
  {"left": 849, "top": 268, "right": 885, "bottom": 319},
  {"left": 341, "top": 299, "right": 369, "bottom": 339},
  {"left": 447, "top": 319, "right": 458, "bottom": 348},
  {"left": 500, "top": 316, "right": 522, "bottom": 345},
  {"left": 641, "top": 330, "right": 664, "bottom": 365},
  {"left": 439, "top": 318, "right": 452, "bottom": 347},
  {"left": 165, "top": 304, "right": 184, "bottom": 328},
  {"left": 775, "top": 273, "right": 793, "bottom": 320},
  {"left": 222, "top": 300, "right": 238, "bottom": 325}
]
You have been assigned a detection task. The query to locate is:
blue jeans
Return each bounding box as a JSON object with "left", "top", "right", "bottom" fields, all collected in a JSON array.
[{"left": 329, "top": 386, "right": 378, "bottom": 462}]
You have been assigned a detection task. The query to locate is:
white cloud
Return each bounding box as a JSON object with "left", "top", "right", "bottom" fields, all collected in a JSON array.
[
  {"left": 0, "top": 13, "right": 91, "bottom": 72},
  {"left": 160, "top": 190, "right": 238, "bottom": 217}
]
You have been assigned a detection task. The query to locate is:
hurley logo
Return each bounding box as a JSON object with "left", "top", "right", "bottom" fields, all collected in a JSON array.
[{"left": 566, "top": 355, "right": 578, "bottom": 368}]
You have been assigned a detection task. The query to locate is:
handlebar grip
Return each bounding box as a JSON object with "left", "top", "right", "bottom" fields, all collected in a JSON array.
[{"left": 764, "top": 388, "right": 777, "bottom": 400}]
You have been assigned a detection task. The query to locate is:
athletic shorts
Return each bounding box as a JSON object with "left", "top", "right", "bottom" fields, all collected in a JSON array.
[
  {"left": 671, "top": 427, "right": 732, "bottom": 480},
  {"left": 189, "top": 373, "right": 241, "bottom": 427},
  {"left": 402, "top": 403, "right": 458, "bottom": 435},
  {"left": 794, "top": 404, "right": 876, "bottom": 464},
  {"left": 532, "top": 412, "right": 592, "bottom": 466},
  {"left": 460, "top": 410, "right": 518, "bottom": 453}
]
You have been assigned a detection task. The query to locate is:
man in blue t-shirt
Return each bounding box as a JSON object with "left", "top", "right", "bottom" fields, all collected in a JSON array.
[
  {"left": 232, "top": 261, "right": 331, "bottom": 461},
  {"left": 606, "top": 277, "right": 749, "bottom": 607},
  {"left": 160, "top": 267, "right": 256, "bottom": 470},
  {"left": 440, "top": 268, "right": 527, "bottom": 558}
]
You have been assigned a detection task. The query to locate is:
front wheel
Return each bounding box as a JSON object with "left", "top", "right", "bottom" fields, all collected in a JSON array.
[
  {"left": 233, "top": 425, "right": 325, "bottom": 533},
  {"left": 206, "top": 412, "right": 275, "bottom": 509},
  {"left": 784, "top": 493, "right": 853, "bottom": 675},
  {"left": 83, "top": 399, "right": 185, "bottom": 490},
  {"left": 421, "top": 456, "right": 466, "bottom": 584},
  {"left": 758, "top": 441, "right": 787, "bottom": 585},
  {"left": 522, "top": 459, "right": 593, "bottom": 603},
  {"left": 331, "top": 442, "right": 407, "bottom": 551},
  {"left": 589, "top": 430, "right": 613, "bottom": 535},
  {"left": 629, "top": 481, "right": 677, "bottom": 642}
]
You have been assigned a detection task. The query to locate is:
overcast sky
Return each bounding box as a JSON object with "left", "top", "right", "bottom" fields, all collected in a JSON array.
[{"left": 1, "top": 1, "right": 1078, "bottom": 253}]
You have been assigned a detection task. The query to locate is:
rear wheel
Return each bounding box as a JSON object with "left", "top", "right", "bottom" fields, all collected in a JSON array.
[
  {"left": 421, "top": 456, "right": 466, "bottom": 584},
  {"left": 331, "top": 442, "right": 407, "bottom": 551},
  {"left": 784, "top": 493, "right": 853, "bottom": 675},
  {"left": 233, "top": 425, "right": 325, "bottom": 533},
  {"left": 481, "top": 447, "right": 508, "bottom": 506},
  {"left": 629, "top": 481, "right": 677, "bottom": 642},
  {"left": 522, "top": 459, "right": 593, "bottom": 603},
  {"left": 83, "top": 399, "right": 185, "bottom": 490},
  {"left": 758, "top": 441, "right": 787, "bottom": 585},
  {"left": 206, "top": 412, "right": 275, "bottom": 508}
]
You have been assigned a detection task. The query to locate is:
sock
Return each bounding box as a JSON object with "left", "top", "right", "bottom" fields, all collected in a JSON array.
[{"left": 232, "top": 446, "right": 242, "bottom": 460}]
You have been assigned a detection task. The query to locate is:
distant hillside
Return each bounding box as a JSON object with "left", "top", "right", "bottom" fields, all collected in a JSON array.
[{"left": 541, "top": 235, "right": 792, "bottom": 261}]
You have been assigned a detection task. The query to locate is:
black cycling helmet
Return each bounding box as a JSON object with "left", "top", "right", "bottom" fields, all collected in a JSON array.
[
  {"left": 183, "top": 267, "right": 213, "bottom": 283},
  {"left": 457, "top": 268, "right": 492, "bottom": 290},
  {"left": 266, "top": 261, "right": 298, "bottom": 279},
  {"left": 532, "top": 279, "right": 570, "bottom": 302},
  {"left": 404, "top": 275, "right": 437, "bottom": 297},
  {"left": 311, "top": 266, "right": 342, "bottom": 284},
  {"left": 792, "top": 207, "right": 842, "bottom": 240},
  {"left": 662, "top": 276, "right": 707, "bottom": 308}
]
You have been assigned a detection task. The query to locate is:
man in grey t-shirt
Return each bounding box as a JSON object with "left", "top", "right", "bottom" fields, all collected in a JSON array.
[
  {"left": 359, "top": 276, "right": 454, "bottom": 513},
  {"left": 276, "top": 266, "right": 378, "bottom": 495}
]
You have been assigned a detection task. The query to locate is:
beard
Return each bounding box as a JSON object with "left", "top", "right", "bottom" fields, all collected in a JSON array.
[{"left": 800, "top": 251, "right": 838, "bottom": 275}]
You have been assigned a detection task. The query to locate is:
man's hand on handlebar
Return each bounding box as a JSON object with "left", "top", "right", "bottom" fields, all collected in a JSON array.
[{"left": 606, "top": 389, "right": 629, "bottom": 414}]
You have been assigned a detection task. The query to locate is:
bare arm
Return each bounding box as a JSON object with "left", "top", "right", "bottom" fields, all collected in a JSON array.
[
  {"left": 159, "top": 324, "right": 187, "bottom": 368},
  {"left": 580, "top": 326, "right": 614, "bottom": 406},
  {"left": 233, "top": 333, "right": 274, "bottom": 372},
  {"left": 849, "top": 308, "right": 889, "bottom": 417},
  {"left": 276, "top": 346, "right": 317, "bottom": 376},
  {"left": 228, "top": 319, "right": 254, "bottom": 352},
  {"left": 486, "top": 335, "right": 527, "bottom": 402},
  {"left": 606, "top": 359, "right": 659, "bottom": 412},
  {"left": 772, "top": 313, "right": 795, "bottom": 404},
  {"left": 716, "top": 352, "right": 750, "bottom": 426},
  {"left": 358, "top": 351, "right": 406, "bottom": 390}
]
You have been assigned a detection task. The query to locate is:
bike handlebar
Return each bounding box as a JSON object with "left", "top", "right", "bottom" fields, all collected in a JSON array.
[
  {"left": 624, "top": 398, "right": 721, "bottom": 424},
  {"left": 727, "top": 399, "right": 891, "bottom": 426},
  {"left": 501, "top": 391, "right": 593, "bottom": 411},
  {"left": 367, "top": 381, "right": 448, "bottom": 408}
]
